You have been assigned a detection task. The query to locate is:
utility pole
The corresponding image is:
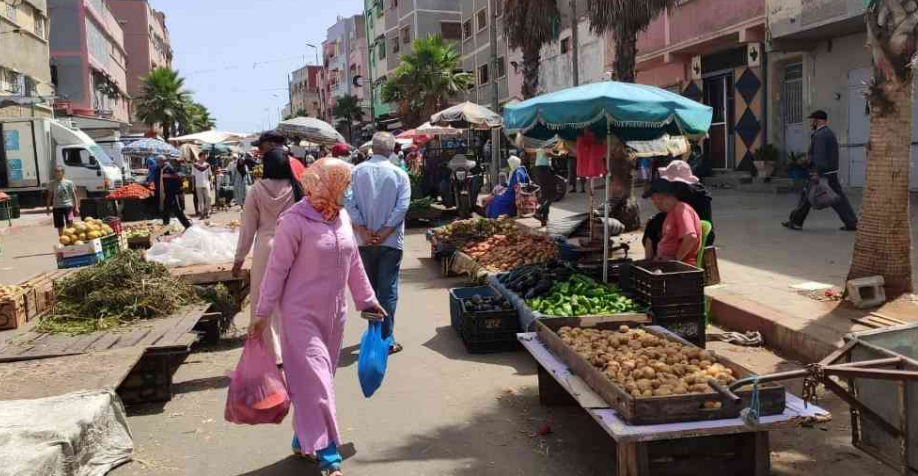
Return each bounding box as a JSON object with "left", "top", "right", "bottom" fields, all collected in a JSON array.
[
  {"left": 571, "top": 0, "right": 580, "bottom": 87},
  {"left": 364, "top": 12, "right": 376, "bottom": 131},
  {"left": 287, "top": 72, "right": 293, "bottom": 118},
  {"left": 489, "top": 0, "right": 501, "bottom": 189}
]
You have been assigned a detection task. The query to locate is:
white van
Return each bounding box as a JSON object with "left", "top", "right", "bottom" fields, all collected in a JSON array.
[{"left": 1, "top": 118, "right": 123, "bottom": 204}]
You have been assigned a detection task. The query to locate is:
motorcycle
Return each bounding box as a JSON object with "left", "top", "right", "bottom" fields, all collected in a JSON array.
[{"left": 447, "top": 155, "right": 483, "bottom": 219}]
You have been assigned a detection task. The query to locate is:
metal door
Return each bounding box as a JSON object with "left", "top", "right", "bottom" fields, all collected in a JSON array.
[
  {"left": 703, "top": 75, "right": 733, "bottom": 170},
  {"left": 847, "top": 68, "right": 871, "bottom": 188},
  {"left": 783, "top": 63, "right": 806, "bottom": 157}
]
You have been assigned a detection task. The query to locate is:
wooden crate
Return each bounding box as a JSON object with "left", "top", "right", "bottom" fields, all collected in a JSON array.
[
  {"left": 0, "top": 294, "right": 27, "bottom": 330},
  {"left": 536, "top": 317, "right": 786, "bottom": 425}
]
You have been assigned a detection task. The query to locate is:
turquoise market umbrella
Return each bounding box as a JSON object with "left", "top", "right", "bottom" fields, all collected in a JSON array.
[{"left": 504, "top": 82, "right": 713, "bottom": 282}]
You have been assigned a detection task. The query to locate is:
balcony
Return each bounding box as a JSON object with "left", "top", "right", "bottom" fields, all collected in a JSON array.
[
  {"left": 637, "top": 0, "right": 765, "bottom": 61},
  {"left": 768, "top": 0, "right": 865, "bottom": 48}
]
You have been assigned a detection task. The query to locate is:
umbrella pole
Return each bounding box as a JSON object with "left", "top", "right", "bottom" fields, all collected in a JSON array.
[
  {"left": 603, "top": 130, "right": 611, "bottom": 284},
  {"left": 588, "top": 178, "right": 594, "bottom": 243}
]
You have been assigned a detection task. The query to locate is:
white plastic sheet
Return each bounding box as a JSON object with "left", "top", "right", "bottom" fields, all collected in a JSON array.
[{"left": 145, "top": 225, "right": 239, "bottom": 267}]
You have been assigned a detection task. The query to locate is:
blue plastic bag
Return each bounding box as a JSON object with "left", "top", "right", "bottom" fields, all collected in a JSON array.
[{"left": 358, "top": 321, "right": 393, "bottom": 398}]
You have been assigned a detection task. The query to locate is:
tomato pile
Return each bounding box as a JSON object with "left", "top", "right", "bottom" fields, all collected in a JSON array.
[{"left": 107, "top": 184, "right": 153, "bottom": 200}]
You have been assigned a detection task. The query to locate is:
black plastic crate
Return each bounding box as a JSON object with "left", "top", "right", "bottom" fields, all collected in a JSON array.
[
  {"left": 654, "top": 315, "right": 706, "bottom": 348},
  {"left": 577, "top": 258, "right": 633, "bottom": 283},
  {"left": 448, "top": 285, "right": 503, "bottom": 332},
  {"left": 632, "top": 260, "right": 704, "bottom": 303},
  {"left": 650, "top": 301, "right": 705, "bottom": 320},
  {"left": 121, "top": 198, "right": 152, "bottom": 222},
  {"left": 460, "top": 328, "right": 519, "bottom": 354}
]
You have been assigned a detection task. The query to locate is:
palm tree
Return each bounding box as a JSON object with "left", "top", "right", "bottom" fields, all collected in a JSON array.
[
  {"left": 847, "top": 0, "right": 917, "bottom": 296},
  {"left": 178, "top": 101, "right": 216, "bottom": 135},
  {"left": 381, "top": 35, "right": 473, "bottom": 127},
  {"left": 587, "top": 0, "right": 677, "bottom": 83},
  {"left": 135, "top": 68, "right": 192, "bottom": 140},
  {"left": 584, "top": 0, "right": 679, "bottom": 231},
  {"left": 504, "top": 0, "right": 560, "bottom": 99},
  {"left": 332, "top": 94, "right": 364, "bottom": 143}
]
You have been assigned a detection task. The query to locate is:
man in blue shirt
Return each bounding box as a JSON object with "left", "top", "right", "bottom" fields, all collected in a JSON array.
[{"left": 346, "top": 132, "right": 411, "bottom": 354}]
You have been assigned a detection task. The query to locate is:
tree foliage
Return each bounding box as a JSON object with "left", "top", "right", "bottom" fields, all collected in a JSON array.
[
  {"left": 332, "top": 94, "right": 364, "bottom": 143},
  {"left": 381, "top": 35, "right": 473, "bottom": 127},
  {"left": 587, "top": 0, "right": 677, "bottom": 83},
  {"left": 135, "top": 68, "right": 192, "bottom": 139},
  {"left": 504, "top": 0, "right": 560, "bottom": 99}
]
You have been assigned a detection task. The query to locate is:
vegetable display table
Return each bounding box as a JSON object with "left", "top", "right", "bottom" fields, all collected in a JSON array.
[{"left": 518, "top": 331, "right": 830, "bottom": 476}]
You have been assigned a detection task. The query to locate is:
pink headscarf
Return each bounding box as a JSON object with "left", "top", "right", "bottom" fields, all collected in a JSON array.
[{"left": 301, "top": 157, "right": 352, "bottom": 221}]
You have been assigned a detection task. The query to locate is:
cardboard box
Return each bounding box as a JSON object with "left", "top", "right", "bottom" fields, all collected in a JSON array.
[
  {"left": 0, "top": 294, "right": 27, "bottom": 330},
  {"left": 55, "top": 238, "right": 102, "bottom": 259}
]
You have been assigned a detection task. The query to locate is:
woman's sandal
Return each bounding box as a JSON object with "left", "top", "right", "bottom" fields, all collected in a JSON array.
[
  {"left": 320, "top": 466, "right": 343, "bottom": 476},
  {"left": 389, "top": 343, "right": 404, "bottom": 355}
]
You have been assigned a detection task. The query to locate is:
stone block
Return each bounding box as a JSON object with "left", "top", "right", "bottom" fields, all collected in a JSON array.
[{"left": 846, "top": 275, "right": 886, "bottom": 309}]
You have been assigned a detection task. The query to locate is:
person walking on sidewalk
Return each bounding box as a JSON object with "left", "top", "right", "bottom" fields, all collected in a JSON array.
[
  {"left": 192, "top": 152, "right": 214, "bottom": 219},
  {"left": 346, "top": 132, "right": 411, "bottom": 355},
  {"left": 160, "top": 158, "right": 192, "bottom": 230},
  {"left": 250, "top": 157, "right": 385, "bottom": 476},
  {"left": 233, "top": 148, "right": 304, "bottom": 363},
  {"left": 46, "top": 166, "right": 79, "bottom": 236},
  {"left": 783, "top": 110, "right": 859, "bottom": 231}
]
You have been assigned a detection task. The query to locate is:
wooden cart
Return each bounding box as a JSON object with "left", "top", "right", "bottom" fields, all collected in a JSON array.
[{"left": 520, "top": 331, "right": 830, "bottom": 476}]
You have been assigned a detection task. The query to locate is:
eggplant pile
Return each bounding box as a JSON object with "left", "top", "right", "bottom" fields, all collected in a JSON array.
[
  {"left": 499, "top": 261, "right": 574, "bottom": 300},
  {"left": 462, "top": 293, "right": 513, "bottom": 313}
]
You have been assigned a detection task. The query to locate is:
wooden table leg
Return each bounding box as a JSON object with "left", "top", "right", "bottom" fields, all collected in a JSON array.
[
  {"left": 615, "top": 441, "right": 649, "bottom": 476},
  {"left": 537, "top": 364, "right": 578, "bottom": 406},
  {"left": 753, "top": 431, "right": 771, "bottom": 476}
]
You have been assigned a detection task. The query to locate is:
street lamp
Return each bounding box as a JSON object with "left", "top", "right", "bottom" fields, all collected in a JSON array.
[{"left": 305, "top": 43, "right": 320, "bottom": 66}]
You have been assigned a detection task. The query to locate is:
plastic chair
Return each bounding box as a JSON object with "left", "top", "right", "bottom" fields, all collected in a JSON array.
[{"left": 696, "top": 220, "right": 712, "bottom": 269}]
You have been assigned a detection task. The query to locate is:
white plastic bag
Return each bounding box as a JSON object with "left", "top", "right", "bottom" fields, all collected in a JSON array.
[{"left": 146, "top": 225, "right": 239, "bottom": 266}]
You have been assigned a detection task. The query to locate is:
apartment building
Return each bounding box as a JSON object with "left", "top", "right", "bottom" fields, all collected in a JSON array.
[
  {"left": 49, "top": 0, "right": 130, "bottom": 125},
  {"left": 765, "top": 0, "right": 908, "bottom": 189},
  {"left": 0, "top": 0, "right": 52, "bottom": 119},
  {"left": 318, "top": 15, "right": 369, "bottom": 124},
  {"left": 458, "top": 0, "right": 521, "bottom": 107},
  {"left": 107, "top": 0, "right": 173, "bottom": 132},
  {"left": 365, "top": 0, "right": 462, "bottom": 128},
  {"left": 534, "top": 0, "right": 609, "bottom": 96},
  {"left": 633, "top": 0, "right": 766, "bottom": 173},
  {"left": 289, "top": 65, "right": 322, "bottom": 119}
]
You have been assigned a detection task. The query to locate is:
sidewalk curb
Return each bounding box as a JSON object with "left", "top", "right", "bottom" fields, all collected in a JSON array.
[{"left": 708, "top": 291, "right": 839, "bottom": 364}]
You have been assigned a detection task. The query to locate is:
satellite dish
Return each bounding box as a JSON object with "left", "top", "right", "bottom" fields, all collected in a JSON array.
[{"left": 352, "top": 75, "right": 364, "bottom": 88}]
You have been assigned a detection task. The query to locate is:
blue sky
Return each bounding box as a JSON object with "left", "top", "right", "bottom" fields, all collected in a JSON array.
[{"left": 156, "top": 0, "right": 363, "bottom": 133}]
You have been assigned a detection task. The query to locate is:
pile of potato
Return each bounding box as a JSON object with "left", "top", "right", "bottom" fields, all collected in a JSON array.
[
  {"left": 558, "top": 326, "right": 737, "bottom": 400},
  {"left": 0, "top": 284, "right": 22, "bottom": 304}
]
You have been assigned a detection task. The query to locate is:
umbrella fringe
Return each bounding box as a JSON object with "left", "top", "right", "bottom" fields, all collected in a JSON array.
[{"left": 508, "top": 110, "right": 680, "bottom": 135}]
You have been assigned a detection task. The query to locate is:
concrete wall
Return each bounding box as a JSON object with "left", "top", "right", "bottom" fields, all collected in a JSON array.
[
  {"left": 769, "top": 0, "right": 864, "bottom": 39},
  {"left": 1, "top": 0, "right": 52, "bottom": 91},
  {"left": 538, "top": 20, "right": 607, "bottom": 95},
  {"left": 767, "top": 31, "right": 872, "bottom": 185},
  {"left": 638, "top": 0, "right": 765, "bottom": 55}
]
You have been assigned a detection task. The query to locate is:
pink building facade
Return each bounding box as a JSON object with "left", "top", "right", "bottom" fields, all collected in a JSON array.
[
  {"left": 630, "top": 0, "right": 766, "bottom": 172},
  {"left": 107, "top": 0, "right": 173, "bottom": 132},
  {"left": 49, "top": 0, "right": 130, "bottom": 124}
]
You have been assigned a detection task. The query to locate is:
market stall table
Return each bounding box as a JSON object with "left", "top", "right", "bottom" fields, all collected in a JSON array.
[{"left": 518, "top": 331, "right": 830, "bottom": 476}]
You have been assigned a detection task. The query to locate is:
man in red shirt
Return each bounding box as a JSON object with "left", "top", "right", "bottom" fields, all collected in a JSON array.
[{"left": 647, "top": 179, "right": 701, "bottom": 266}]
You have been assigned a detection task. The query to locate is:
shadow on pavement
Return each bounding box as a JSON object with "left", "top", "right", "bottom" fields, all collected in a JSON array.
[
  {"left": 235, "top": 443, "right": 357, "bottom": 476},
  {"left": 172, "top": 374, "right": 231, "bottom": 395},
  {"left": 422, "top": 325, "right": 536, "bottom": 377}
]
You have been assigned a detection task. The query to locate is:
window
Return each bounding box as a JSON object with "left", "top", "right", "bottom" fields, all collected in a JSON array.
[
  {"left": 391, "top": 0, "right": 398, "bottom": 8},
  {"left": 367, "top": 12, "right": 374, "bottom": 30},
  {"left": 462, "top": 20, "right": 472, "bottom": 40},
  {"left": 5, "top": 2, "right": 16, "bottom": 21},
  {"left": 4, "top": 70, "right": 22, "bottom": 94},
  {"left": 561, "top": 37, "right": 571, "bottom": 54},
  {"left": 495, "top": 0, "right": 503, "bottom": 18},
  {"left": 476, "top": 8, "right": 487, "bottom": 31},
  {"left": 478, "top": 64, "right": 489, "bottom": 85},
  {"left": 64, "top": 149, "right": 91, "bottom": 167},
  {"left": 33, "top": 10, "right": 44, "bottom": 39},
  {"left": 378, "top": 40, "right": 387, "bottom": 59},
  {"left": 392, "top": 37, "right": 400, "bottom": 54},
  {"left": 401, "top": 26, "right": 410, "bottom": 44},
  {"left": 441, "top": 21, "right": 461, "bottom": 41},
  {"left": 376, "top": 2, "right": 383, "bottom": 18},
  {"left": 497, "top": 56, "right": 506, "bottom": 78}
]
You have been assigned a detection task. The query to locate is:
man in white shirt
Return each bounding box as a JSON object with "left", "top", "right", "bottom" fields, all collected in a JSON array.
[{"left": 192, "top": 152, "right": 213, "bottom": 219}]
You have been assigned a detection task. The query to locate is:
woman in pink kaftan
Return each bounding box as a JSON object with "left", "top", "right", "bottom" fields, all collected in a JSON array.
[{"left": 250, "top": 158, "right": 384, "bottom": 476}]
